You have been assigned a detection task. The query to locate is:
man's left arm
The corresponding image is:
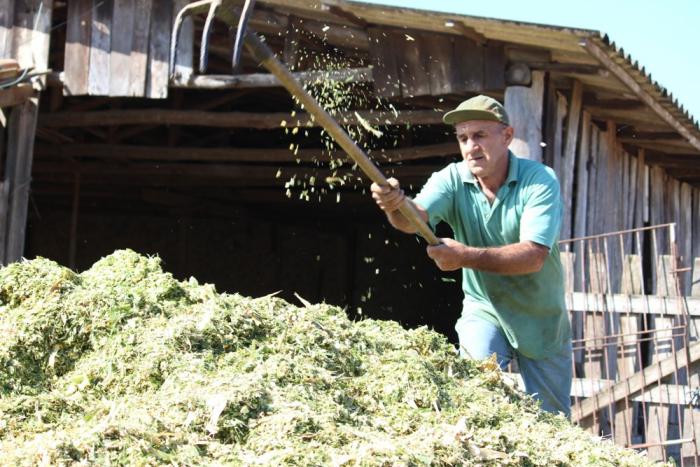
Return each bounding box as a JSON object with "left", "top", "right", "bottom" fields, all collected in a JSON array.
[
  {"left": 426, "top": 238, "right": 549, "bottom": 275},
  {"left": 427, "top": 167, "right": 561, "bottom": 275}
]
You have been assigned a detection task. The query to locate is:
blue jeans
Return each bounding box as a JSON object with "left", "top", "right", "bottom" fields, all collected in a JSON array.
[{"left": 455, "top": 313, "right": 572, "bottom": 417}]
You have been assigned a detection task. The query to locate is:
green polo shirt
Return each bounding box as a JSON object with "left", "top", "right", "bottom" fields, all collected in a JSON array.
[{"left": 413, "top": 152, "right": 571, "bottom": 359}]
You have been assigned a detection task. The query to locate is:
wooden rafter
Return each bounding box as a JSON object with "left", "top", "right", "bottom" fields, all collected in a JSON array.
[{"left": 38, "top": 108, "right": 443, "bottom": 129}]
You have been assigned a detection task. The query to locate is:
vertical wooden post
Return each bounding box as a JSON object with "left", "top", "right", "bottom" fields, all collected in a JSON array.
[
  {"left": 615, "top": 254, "right": 643, "bottom": 446},
  {"left": 560, "top": 79, "right": 582, "bottom": 240},
  {"left": 4, "top": 98, "right": 39, "bottom": 263},
  {"left": 504, "top": 70, "right": 544, "bottom": 162}
]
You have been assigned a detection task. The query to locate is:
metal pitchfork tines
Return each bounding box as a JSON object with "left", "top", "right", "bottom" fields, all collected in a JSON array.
[
  {"left": 167, "top": 0, "right": 440, "bottom": 245},
  {"left": 170, "top": 0, "right": 256, "bottom": 76}
]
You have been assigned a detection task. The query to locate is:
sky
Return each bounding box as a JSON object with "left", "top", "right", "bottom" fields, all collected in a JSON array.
[{"left": 363, "top": 0, "right": 700, "bottom": 123}]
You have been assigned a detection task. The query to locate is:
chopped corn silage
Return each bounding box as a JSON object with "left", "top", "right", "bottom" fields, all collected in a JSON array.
[{"left": 0, "top": 250, "right": 664, "bottom": 466}]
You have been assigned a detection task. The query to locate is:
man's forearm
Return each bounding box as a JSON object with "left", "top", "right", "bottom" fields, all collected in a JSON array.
[
  {"left": 463, "top": 242, "right": 548, "bottom": 275},
  {"left": 385, "top": 199, "right": 428, "bottom": 234}
]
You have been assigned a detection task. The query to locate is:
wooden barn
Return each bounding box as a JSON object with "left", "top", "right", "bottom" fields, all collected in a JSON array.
[{"left": 1, "top": 0, "right": 699, "bottom": 463}]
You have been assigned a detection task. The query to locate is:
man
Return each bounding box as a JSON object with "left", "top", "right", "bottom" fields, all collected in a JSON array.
[{"left": 370, "top": 95, "right": 572, "bottom": 417}]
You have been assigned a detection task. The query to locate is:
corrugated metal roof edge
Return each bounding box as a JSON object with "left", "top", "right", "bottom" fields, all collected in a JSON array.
[
  {"left": 594, "top": 33, "right": 699, "bottom": 136},
  {"left": 335, "top": 0, "right": 700, "bottom": 140}
]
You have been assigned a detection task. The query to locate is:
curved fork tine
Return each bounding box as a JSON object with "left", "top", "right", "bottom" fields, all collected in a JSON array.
[
  {"left": 199, "top": 0, "right": 223, "bottom": 73},
  {"left": 170, "top": 0, "right": 217, "bottom": 78},
  {"left": 232, "top": 0, "right": 257, "bottom": 71}
]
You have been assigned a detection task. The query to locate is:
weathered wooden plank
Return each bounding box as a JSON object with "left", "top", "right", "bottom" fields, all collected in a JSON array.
[
  {"left": 39, "top": 108, "right": 443, "bottom": 129},
  {"left": 560, "top": 80, "right": 582, "bottom": 240},
  {"left": 581, "top": 250, "right": 609, "bottom": 434},
  {"left": 573, "top": 342, "right": 700, "bottom": 422},
  {"left": 171, "top": 67, "right": 374, "bottom": 90},
  {"left": 483, "top": 42, "right": 506, "bottom": 90},
  {"left": 679, "top": 183, "right": 693, "bottom": 295},
  {"left": 398, "top": 32, "right": 431, "bottom": 97},
  {"left": 109, "top": 0, "right": 135, "bottom": 96},
  {"left": 586, "top": 124, "right": 600, "bottom": 235},
  {"left": 126, "top": 0, "right": 152, "bottom": 96},
  {"left": 550, "top": 91, "right": 567, "bottom": 178},
  {"left": 452, "top": 36, "right": 483, "bottom": 93},
  {"left": 647, "top": 254, "right": 679, "bottom": 460},
  {"left": 614, "top": 254, "right": 643, "bottom": 446},
  {"left": 425, "top": 34, "right": 453, "bottom": 96},
  {"left": 88, "top": 0, "right": 113, "bottom": 95},
  {"left": 573, "top": 110, "right": 591, "bottom": 241},
  {"left": 35, "top": 141, "right": 458, "bottom": 163},
  {"left": 63, "top": 0, "right": 92, "bottom": 95},
  {"left": 4, "top": 98, "right": 39, "bottom": 263},
  {"left": 565, "top": 292, "right": 700, "bottom": 317},
  {"left": 368, "top": 28, "right": 400, "bottom": 98},
  {"left": 146, "top": 0, "right": 172, "bottom": 99},
  {"left": 0, "top": 84, "right": 35, "bottom": 108},
  {"left": 504, "top": 70, "right": 545, "bottom": 162}
]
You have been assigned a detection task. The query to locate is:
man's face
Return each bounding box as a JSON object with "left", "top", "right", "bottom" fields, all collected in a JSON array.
[{"left": 455, "top": 120, "right": 513, "bottom": 180}]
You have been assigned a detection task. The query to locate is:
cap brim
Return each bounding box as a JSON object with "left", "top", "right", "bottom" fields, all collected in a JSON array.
[{"left": 442, "top": 109, "right": 504, "bottom": 125}]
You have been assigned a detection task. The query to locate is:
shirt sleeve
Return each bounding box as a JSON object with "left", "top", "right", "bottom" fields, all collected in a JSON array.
[
  {"left": 412, "top": 166, "right": 456, "bottom": 229},
  {"left": 519, "top": 167, "right": 562, "bottom": 248}
]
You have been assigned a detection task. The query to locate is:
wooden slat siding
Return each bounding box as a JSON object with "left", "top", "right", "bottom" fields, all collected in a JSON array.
[
  {"left": 0, "top": 0, "right": 15, "bottom": 58},
  {"left": 626, "top": 155, "right": 637, "bottom": 234},
  {"left": 615, "top": 254, "right": 643, "bottom": 447},
  {"left": 483, "top": 42, "right": 506, "bottom": 91},
  {"left": 173, "top": 0, "right": 193, "bottom": 81},
  {"left": 646, "top": 254, "right": 678, "bottom": 461},
  {"left": 573, "top": 111, "right": 591, "bottom": 242},
  {"left": 681, "top": 257, "right": 700, "bottom": 461},
  {"left": 146, "top": 0, "right": 172, "bottom": 99},
  {"left": 397, "top": 32, "right": 431, "bottom": 98},
  {"left": 679, "top": 183, "right": 693, "bottom": 294},
  {"left": 621, "top": 149, "right": 629, "bottom": 233},
  {"left": 126, "top": 0, "right": 152, "bottom": 96},
  {"left": 649, "top": 168, "right": 667, "bottom": 291},
  {"left": 504, "top": 71, "right": 545, "bottom": 163},
  {"left": 64, "top": 0, "right": 92, "bottom": 95},
  {"left": 88, "top": 0, "right": 113, "bottom": 95},
  {"left": 561, "top": 250, "right": 583, "bottom": 371},
  {"left": 4, "top": 98, "right": 39, "bottom": 262},
  {"left": 424, "top": 34, "right": 452, "bottom": 96},
  {"left": 452, "top": 36, "right": 482, "bottom": 93},
  {"left": 560, "top": 80, "right": 582, "bottom": 240},
  {"left": 109, "top": 0, "right": 135, "bottom": 96},
  {"left": 586, "top": 124, "right": 600, "bottom": 235},
  {"left": 368, "top": 28, "right": 400, "bottom": 98},
  {"left": 581, "top": 250, "right": 609, "bottom": 435}
]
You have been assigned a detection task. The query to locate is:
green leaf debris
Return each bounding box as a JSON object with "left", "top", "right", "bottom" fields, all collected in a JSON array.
[{"left": 0, "top": 250, "right": 666, "bottom": 465}]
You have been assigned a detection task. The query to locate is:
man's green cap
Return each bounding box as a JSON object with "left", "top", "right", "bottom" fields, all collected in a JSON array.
[{"left": 443, "top": 95, "right": 510, "bottom": 126}]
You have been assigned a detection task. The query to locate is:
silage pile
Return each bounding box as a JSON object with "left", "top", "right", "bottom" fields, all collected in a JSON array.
[{"left": 0, "top": 250, "right": 663, "bottom": 466}]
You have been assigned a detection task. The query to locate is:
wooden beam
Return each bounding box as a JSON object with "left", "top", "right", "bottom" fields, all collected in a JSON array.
[
  {"left": 566, "top": 291, "right": 700, "bottom": 317},
  {"left": 572, "top": 342, "right": 700, "bottom": 422},
  {"left": 528, "top": 62, "right": 605, "bottom": 75},
  {"left": 170, "top": 66, "right": 373, "bottom": 90},
  {"left": 583, "top": 38, "right": 700, "bottom": 153},
  {"left": 0, "top": 84, "right": 36, "bottom": 108},
  {"left": 35, "top": 142, "right": 458, "bottom": 163},
  {"left": 38, "top": 108, "right": 443, "bottom": 129}
]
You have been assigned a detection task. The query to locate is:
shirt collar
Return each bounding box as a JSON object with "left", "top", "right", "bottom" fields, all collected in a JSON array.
[{"left": 458, "top": 150, "right": 519, "bottom": 186}]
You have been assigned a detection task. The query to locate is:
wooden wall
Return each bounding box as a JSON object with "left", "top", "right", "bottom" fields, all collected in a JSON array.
[{"left": 62, "top": 0, "right": 191, "bottom": 98}]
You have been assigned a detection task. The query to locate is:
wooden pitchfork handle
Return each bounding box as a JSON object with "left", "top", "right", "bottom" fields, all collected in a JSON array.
[{"left": 243, "top": 31, "right": 440, "bottom": 246}]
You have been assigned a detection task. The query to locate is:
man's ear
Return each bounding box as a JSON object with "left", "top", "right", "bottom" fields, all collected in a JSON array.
[{"left": 503, "top": 125, "right": 514, "bottom": 145}]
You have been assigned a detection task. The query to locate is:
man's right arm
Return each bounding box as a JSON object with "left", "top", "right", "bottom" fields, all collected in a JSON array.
[{"left": 370, "top": 178, "right": 429, "bottom": 234}]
